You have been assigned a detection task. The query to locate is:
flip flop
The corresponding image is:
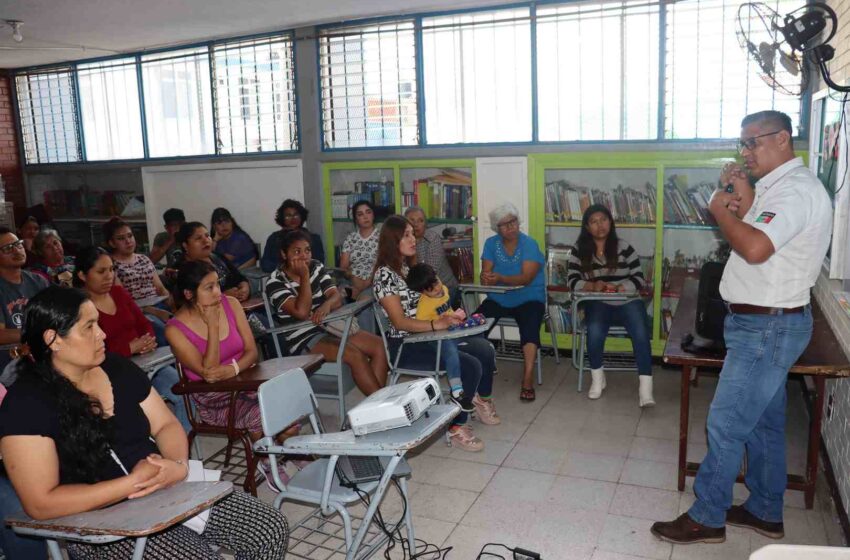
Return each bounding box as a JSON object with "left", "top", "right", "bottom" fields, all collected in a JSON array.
[{"left": 520, "top": 387, "right": 536, "bottom": 401}]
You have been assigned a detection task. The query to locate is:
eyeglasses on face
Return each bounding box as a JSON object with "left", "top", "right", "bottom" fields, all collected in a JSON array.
[
  {"left": 0, "top": 240, "right": 24, "bottom": 254},
  {"left": 737, "top": 130, "right": 783, "bottom": 153},
  {"left": 498, "top": 218, "right": 519, "bottom": 230}
]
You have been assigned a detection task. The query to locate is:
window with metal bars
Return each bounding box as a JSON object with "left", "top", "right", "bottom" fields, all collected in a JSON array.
[
  {"left": 212, "top": 34, "right": 298, "bottom": 154},
  {"left": 422, "top": 7, "right": 532, "bottom": 144},
  {"left": 15, "top": 68, "right": 81, "bottom": 164},
  {"left": 141, "top": 47, "right": 215, "bottom": 157},
  {"left": 319, "top": 21, "right": 418, "bottom": 149},
  {"left": 665, "top": 0, "right": 805, "bottom": 139},
  {"left": 537, "top": 0, "right": 659, "bottom": 141},
  {"left": 77, "top": 57, "right": 144, "bottom": 161}
]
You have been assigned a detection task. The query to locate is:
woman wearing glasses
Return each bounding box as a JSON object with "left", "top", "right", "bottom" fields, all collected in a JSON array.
[
  {"left": 475, "top": 202, "right": 546, "bottom": 402},
  {"left": 260, "top": 199, "right": 325, "bottom": 273}
]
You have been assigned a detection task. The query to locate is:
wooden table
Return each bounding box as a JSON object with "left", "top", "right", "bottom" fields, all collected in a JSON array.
[
  {"left": 663, "top": 279, "right": 850, "bottom": 508},
  {"left": 240, "top": 296, "right": 265, "bottom": 312},
  {"left": 6, "top": 481, "right": 232, "bottom": 560},
  {"left": 173, "top": 354, "right": 325, "bottom": 395}
]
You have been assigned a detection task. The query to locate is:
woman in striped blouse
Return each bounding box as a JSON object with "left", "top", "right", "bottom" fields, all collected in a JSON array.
[{"left": 568, "top": 204, "right": 654, "bottom": 407}]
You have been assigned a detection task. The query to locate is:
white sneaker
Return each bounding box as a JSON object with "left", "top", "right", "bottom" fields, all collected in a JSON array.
[
  {"left": 588, "top": 368, "right": 606, "bottom": 399},
  {"left": 639, "top": 375, "right": 656, "bottom": 408}
]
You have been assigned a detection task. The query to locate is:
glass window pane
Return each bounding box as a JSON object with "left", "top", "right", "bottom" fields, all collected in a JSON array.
[
  {"left": 77, "top": 57, "right": 144, "bottom": 160},
  {"left": 665, "top": 0, "right": 804, "bottom": 139},
  {"left": 319, "top": 21, "right": 418, "bottom": 149},
  {"left": 423, "top": 8, "right": 532, "bottom": 144},
  {"left": 15, "top": 68, "right": 81, "bottom": 164},
  {"left": 212, "top": 34, "right": 298, "bottom": 153},
  {"left": 537, "top": 1, "right": 659, "bottom": 141},
  {"left": 141, "top": 47, "right": 214, "bottom": 157}
]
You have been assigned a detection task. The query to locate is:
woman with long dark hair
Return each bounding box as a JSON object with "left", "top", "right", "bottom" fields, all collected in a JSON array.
[
  {"left": 176, "top": 222, "right": 250, "bottom": 302},
  {"left": 260, "top": 199, "right": 325, "bottom": 272},
  {"left": 0, "top": 286, "right": 288, "bottom": 558},
  {"left": 210, "top": 208, "right": 258, "bottom": 270},
  {"left": 339, "top": 200, "right": 381, "bottom": 300},
  {"left": 372, "top": 215, "right": 499, "bottom": 453},
  {"left": 567, "top": 204, "right": 654, "bottom": 406}
]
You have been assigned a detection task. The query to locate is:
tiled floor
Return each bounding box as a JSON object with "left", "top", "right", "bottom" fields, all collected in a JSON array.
[{"left": 200, "top": 355, "right": 847, "bottom": 560}]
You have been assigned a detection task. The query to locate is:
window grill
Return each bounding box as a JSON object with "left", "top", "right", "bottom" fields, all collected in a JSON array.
[
  {"left": 319, "top": 21, "right": 418, "bottom": 149},
  {"left": 212, "top": 34, "right": 298, "bottom": 153},
  {"left": 15, "top": 68, "right": 81, "bottom": 164}
]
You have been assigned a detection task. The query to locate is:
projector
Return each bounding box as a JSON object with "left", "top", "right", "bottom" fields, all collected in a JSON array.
[{"left": 347, "top": 378, "right": 440, "bottom": 436}]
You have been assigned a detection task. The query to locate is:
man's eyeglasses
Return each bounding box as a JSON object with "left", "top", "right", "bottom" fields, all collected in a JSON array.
[
  {"left": 0, "top": 240, "right": 24, "bottom": 254},
  {"left": 737, "top": 130, "right": 783, "bottom": 153}
]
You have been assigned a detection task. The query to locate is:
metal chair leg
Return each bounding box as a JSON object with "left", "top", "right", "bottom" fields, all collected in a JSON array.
[
  {"left": 577, "top": 330, "right": 586, "bottom": 392},
  {"left": 548, "top": 316, "right": 561, "bottom": 364},
  {"left": 536, "top": 347, "right": 543, "bottom": 386}
]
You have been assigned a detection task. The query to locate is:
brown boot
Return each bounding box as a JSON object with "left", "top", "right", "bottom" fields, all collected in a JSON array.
[
  {"left": 651, "top": 513, "right": 726, "bottom": 544},
  {"left": 726, "top": 505, "right": 784, "bottom": 539}
]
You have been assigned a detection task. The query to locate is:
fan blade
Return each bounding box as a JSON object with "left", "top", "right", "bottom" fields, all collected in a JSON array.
[
  {"left": 758, "top": 41, "right": 776, "bottom": 74},
  {"left": 778, "top": 49, "right": 800, "bottom": 76}
]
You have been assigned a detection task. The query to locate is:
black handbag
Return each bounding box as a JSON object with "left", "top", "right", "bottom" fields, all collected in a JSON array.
[{"left": 696, "top": 261, "right": 727, "bottom": 344}]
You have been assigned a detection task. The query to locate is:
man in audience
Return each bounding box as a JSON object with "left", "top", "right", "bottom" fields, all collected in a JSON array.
[
  {"left": 651, "top": 111, "right": 833, "bottom": 544},
  {"left": 0, "top": 226, "right": 48, "bottom": 388},
  {"left": 150, "top": 208, "right": 186, "bottom": 267}
]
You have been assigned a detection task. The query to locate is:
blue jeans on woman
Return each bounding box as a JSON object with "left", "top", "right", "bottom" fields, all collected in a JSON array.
[
  {"left": 389, "top": 335, "right": 495, "bottom": 426},
  {"left": 0, "top": 474, "right": 45, "bottom": 559},
  {"left": 583, "top": 299, "right": 652, "bottom": 375},
  {"left": 688, "top": 306, "right": 812, "bottom": 528},
  {"left": 151, "top": 364, "right": 191, "bottom": 433}
]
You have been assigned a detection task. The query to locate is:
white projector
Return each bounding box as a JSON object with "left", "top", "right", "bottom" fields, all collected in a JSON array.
[{"left": 347, "top": 378, "right": 440, "bottom": 436}]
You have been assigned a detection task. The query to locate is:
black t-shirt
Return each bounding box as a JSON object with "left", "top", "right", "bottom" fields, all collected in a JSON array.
[{"left": 0, "top": 353, "right": 159, "bottom": 484}]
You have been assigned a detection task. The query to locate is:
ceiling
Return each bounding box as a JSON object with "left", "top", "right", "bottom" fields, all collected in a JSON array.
[{"left": 0, "top": 0, "right": 517, "bottom": 69}]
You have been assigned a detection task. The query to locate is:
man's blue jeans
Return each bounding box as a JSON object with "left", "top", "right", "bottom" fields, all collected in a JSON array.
[
  {"left": 584, "top": 299, "right": 653, "bottom": 375},
  {"left": 688, "top": 306, "right": 813, "bottom": 528}
]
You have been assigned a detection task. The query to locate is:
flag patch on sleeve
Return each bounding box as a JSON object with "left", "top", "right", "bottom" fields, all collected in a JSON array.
[{"left": 755, "top": 211, "right": 775, "bottom": 223}]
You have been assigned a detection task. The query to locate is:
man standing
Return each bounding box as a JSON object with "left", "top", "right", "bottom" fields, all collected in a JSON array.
[{"left": 651, "top": 111, "right": 833, "bottom": 543}]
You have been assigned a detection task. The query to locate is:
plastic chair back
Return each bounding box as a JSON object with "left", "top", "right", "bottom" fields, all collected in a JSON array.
[{"left": 257, "top": 368, "right": 322, "bottom": 438}]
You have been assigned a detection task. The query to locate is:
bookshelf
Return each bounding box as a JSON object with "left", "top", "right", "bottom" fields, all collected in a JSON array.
[
  {"left": 322, "top": 159, "right": 478, "bottom": 282},
  {"left": 529, "top": 152, "right": 738, "bottom": 356}
]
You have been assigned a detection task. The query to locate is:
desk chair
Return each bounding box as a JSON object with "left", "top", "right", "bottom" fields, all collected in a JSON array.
[
  {"left": 260, "top": 277, "right": 362, "bottom": 426},
  {"left": 571, "top": 293, "right": 640, "bottom": 392},
  {"left": 6, "top": 481, "right": 232, "bottom": 560},
  {"left": 254, "top": 368, "right": 414, "bottom": 559},
  {"left": 171, "top": 363, "right": 261, "bottom": 495}
]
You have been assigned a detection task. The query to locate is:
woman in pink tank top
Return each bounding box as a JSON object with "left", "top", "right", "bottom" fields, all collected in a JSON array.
[{"left": 165, "top": 261, "right": 302, "bottom": 488}]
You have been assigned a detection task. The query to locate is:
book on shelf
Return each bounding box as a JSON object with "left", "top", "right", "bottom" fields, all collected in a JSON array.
[
  {"left": 544, "top": 180, "right": 656, "bottom": 224},
  {"left": 547, "top": 303, "right": 573, "bottom": 334},
  {"left": 663, "top": 174, "right": 719, "bottom": 225},
  {"left": 446, "top": 246, "right": 474, "bottom": 283},
  {"left": 331, "top": 181, "right": 395, "bottom": 219},
  {"left": 403, "top": 170, "right": 473, "bottom": 220}
]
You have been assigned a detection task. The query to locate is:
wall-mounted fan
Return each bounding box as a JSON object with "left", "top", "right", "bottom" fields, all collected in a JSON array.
[{"left": 737, "top": 2, "right": 848, "bottom": 94}]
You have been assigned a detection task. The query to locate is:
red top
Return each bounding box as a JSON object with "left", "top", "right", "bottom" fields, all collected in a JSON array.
[{"left": 97, "top": 284, "right": 154, "bottom": 358}]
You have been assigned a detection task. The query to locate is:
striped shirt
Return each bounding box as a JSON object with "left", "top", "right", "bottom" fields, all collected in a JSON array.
[
  {"left": 567, "top": 239, "right": 645, "bottom": 293},
  {"left": 265, "top": 260, "right": 336, "bottom": 354}
]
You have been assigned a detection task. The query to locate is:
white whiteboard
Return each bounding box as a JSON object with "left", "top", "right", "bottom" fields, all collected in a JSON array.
[{"left": 141, "top": 160, "right": 304, "bottom": 255}]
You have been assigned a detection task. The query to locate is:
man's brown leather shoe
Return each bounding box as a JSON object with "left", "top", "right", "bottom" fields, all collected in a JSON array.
[
  {"left": 726, "top": 505, "right": 784, "bottom": 538},
  {"left": 651, "top": 513, "right": 726, "bottom": 544}
]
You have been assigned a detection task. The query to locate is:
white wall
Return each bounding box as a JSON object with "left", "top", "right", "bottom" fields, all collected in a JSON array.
[{"left": 141, "top": 160, "right": 304, "bottom": 252}]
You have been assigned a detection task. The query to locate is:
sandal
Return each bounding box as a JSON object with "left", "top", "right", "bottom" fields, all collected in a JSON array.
[{"left": 520, "top": 387, "right": 536, "bottom": 401}]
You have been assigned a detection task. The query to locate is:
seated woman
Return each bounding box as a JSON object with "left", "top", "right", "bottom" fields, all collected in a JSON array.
[
  {"left": 165, "top": 261, "right": 300, "bottom": 485},
  {"left": 0, "top": 286, "right": 288, "bottom": 559},
  {"left": 30, "top": 229, "right": 75, "bottom": 286},
  {"left": 265, "top": 229, "right": 388, "bottom": 395},
  {"left": 475, "top": 202, "right": 546, "bottom": 402},
  {"left": 261, "top": 199, "right": 325, "bottom": 272},
  {"left": 176, "top": 222, "right": 250, "bottom": 302},
  {"left": 211, "top": 208, "right": 258, "bottom": 270},
  {"left": 74, "top": 246, "right": 190, "bottom": 432},
  {"left": 339, "top": 200, "right": 381, "bottom": 300},
  {"left": 103, "top": 217, "right": 171, "bottom": 336},
  {"left": 567, "top": 204, "right": 654, "bottom": 407},
  {"left": 373, "top": 216, "right": 499, "bottom": 453}
]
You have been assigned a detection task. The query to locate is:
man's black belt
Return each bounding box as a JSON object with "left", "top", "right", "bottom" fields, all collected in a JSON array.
[{"left": 728, "top": 304, "right": 804, "bottom": 315}]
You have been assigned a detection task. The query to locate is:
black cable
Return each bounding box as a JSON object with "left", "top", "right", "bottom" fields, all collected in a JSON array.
[{"left": 475, "top": 542, "right": 516, "bottom": 559}]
